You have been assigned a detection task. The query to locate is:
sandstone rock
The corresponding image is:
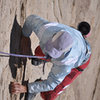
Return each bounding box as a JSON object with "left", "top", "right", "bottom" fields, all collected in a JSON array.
[{"left": 0, "top": 0, "right": 100, "bottom": 100}]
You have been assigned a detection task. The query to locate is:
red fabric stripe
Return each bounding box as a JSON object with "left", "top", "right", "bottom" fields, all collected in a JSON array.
[
  {"left": 40, "top": 57, "right": 91, "bottom": 100},
  {"left": 35, "top": 46, "right": 50, "bottom": 61},
  {"left": 35, "top": 45, "right": 91, "bottom": 100}
]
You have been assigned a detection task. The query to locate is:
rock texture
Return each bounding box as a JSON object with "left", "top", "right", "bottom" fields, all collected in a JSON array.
[{"left": 0, "top": 0, "right": 100, "bottom": 100}]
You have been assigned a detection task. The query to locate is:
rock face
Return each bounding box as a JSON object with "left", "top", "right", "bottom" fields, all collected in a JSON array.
[{"left": 0, "top": 0, "right": 100, "bottom": 100}]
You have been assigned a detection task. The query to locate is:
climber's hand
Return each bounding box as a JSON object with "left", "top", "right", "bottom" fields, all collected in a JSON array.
[{"left": 11, "top": 82, "right": 27, "bottom": 94}]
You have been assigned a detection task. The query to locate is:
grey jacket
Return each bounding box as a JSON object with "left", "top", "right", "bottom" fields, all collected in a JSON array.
[{"left": 22, "top": 15, "right": 91, "bottom": 94}]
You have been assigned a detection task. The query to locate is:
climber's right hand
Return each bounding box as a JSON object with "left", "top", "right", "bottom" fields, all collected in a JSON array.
[{"left": 31, "top": 58, "right": 44, "bottom": 66}]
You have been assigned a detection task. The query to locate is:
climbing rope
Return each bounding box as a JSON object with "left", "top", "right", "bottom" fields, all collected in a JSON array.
[
  {"left": 0, "top": 51, "right": 47, "bottom": 74},
  {"left": 0, "top": 51, "right": 46, "bottom": 59}
]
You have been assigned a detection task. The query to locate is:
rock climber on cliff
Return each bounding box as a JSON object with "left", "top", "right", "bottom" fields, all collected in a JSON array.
[{"left": 11, "top": 15, "right": 91, "bottom": 100}]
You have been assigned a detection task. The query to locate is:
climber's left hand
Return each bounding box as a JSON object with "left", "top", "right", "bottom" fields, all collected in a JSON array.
[{"left": 10, "top": 82, "right": 27, "bottom": 94}]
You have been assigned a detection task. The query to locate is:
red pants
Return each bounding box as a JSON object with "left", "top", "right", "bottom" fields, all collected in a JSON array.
[{"left": 35, "top": 46, "right": 91, "bottom": 100}]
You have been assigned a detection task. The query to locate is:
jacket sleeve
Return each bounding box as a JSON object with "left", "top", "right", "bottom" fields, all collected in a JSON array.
[{"left": 28, "top": 64, "right": 72, "bottom": 93}]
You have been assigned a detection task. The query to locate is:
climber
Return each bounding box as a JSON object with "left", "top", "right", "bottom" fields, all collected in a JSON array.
[{"left": 11, "top": 15, "right": 91, "bottom": 100}]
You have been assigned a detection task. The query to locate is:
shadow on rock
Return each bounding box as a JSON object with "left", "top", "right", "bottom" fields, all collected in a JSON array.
[
  {"left": 9, "top": 15, "right": 33, "bottom": 100},
  {"left": 9, "top": 15, "right": 22, "bottom": 79}
]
